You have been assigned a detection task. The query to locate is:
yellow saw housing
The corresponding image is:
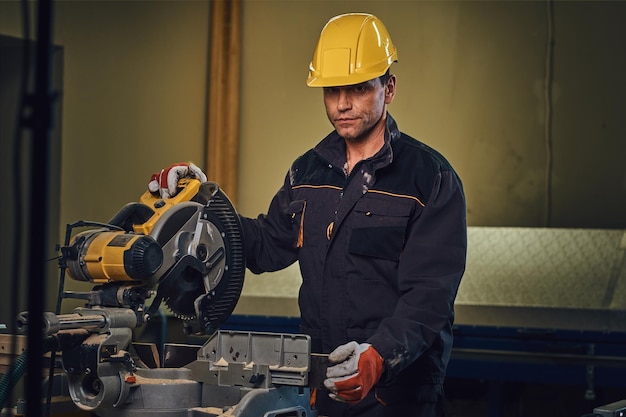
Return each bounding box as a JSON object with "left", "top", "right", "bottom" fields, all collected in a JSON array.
[
  {"left": 66, "top": 230, "right": 163, "bottom": 284},
  {"left": 65, "top": 179, "right": 203, "bottom": 284}
]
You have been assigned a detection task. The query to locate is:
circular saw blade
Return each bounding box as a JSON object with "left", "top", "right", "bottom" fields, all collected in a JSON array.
[
  {"left": 163, "top": 213, "right": 227, "bottom": 320},
  {"left": 149, "top": 184, "right": 245, "bottom": 330}
]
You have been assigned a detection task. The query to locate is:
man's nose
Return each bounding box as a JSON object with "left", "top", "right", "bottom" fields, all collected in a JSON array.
[{"left": 337, "top": 90, "right": 351, "bottom": 111}]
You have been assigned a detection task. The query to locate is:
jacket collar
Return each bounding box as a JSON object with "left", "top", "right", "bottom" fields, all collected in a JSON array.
[
  {"left": 386, "top": 113, "right": 401, "bottom": 142},
  {"left": 315, "top": 112, "right": 398, "bottom": 171}
]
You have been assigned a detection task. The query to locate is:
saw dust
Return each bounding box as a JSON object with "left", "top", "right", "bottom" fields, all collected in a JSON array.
[
  {"left": 192, "top": 406, "right": 236, "bottom": 416},
  {"left": 212, "top": 357, "right": 229, "bottom": 367},
  {"left": 133, "top": 374, "right": 197, "bottom": 385}
]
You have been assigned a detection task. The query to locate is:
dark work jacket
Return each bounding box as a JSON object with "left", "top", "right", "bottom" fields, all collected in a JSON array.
[{"left": 240, "top": 114, "right": 467, "bottom": 408}]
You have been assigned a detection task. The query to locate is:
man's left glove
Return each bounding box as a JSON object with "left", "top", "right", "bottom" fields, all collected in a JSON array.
[
  {"left": 148, "top": 162, "right": 207, "bottom": 199},
  {"left": 323, "top": 341, "right": 384, "bottom": 404}
]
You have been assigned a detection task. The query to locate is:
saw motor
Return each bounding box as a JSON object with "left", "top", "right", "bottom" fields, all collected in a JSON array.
[{"left": 64, "top": 230, "right": 163, "bottom": 284}]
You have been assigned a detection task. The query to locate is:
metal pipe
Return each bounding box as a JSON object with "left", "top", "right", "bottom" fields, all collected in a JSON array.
[
  {"left": 452, "top": 347, "right": 626, "bottom": 368},
  {"left": 17, "top": 308, "right": 138, "bottom": 336},
  {"left": 47, "top": 313, "right": 106, "bottom": 334}
]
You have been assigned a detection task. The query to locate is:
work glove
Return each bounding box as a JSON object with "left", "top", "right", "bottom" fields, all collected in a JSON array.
[
  {"left": 323, "top": 341, "right": 384, "bottom": 404},
  {"left": 148, "top": 162, "right": 207, "bottom": 199}
]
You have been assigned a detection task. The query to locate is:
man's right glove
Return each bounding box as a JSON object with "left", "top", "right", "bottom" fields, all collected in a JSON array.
[
  {"left": 323, "top": 341, "right": 384, "bottom": 404},
  {"left": 148, "top": 162, "right": 207, "bottom": 199}
]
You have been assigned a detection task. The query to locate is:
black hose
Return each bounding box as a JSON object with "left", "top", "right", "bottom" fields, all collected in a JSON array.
[{"left": 0, "top": 335, "right": 57, "bottom": 411}]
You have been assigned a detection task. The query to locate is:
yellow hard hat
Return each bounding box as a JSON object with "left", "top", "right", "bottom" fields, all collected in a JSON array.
[{"left": 307, "top": 13, "right": 398, "bottom": 87}]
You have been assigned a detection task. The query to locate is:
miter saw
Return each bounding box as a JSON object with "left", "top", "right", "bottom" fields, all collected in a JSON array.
[
  {"left": 59, "top": 178, "right": 245, "bottom": 331},
  {"left": 13, "top": 179, "right": 320, "bottom": 417}
]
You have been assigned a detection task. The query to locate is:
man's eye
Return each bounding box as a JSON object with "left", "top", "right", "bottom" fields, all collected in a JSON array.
[{"left": 352, "top": 85, "right": 367, "bottom": 93}]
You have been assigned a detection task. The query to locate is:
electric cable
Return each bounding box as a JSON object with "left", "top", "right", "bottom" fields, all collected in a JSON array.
[
  {"left": 25, "top": 0, "right": 55, "bottom": 415},
  {"left": 0, "top": 336, "right": 57, "bottom": 411},
  {"left": 5, "top": 0, "right": 32, "bottom": 415},
  {"left": 8, "top": 1, "right": 57, "bottom": 416}
]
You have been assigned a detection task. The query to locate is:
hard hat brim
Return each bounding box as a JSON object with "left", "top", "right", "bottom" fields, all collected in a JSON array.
[{"left": 306, "top": 72, "right": 386, "bottom": 88}]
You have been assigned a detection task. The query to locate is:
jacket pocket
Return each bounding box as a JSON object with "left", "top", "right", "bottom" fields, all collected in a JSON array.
[
  {"left": 349, "top": 226, "right": 405, "bottom": 261},
  {"left": 286, "top": 200, "right": 306, "bottom": 248},
  {"left": 348, "top": 198, "right": 413, "bottom": 261}
]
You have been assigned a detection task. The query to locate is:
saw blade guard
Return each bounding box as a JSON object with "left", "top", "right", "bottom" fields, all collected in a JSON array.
[{"left": 146, "top": 182, "right": 246, "bottom": 332}]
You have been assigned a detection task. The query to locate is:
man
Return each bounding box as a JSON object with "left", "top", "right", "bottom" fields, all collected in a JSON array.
[{"left": 151, "top": 13, "right": 466, "bottom": 417}]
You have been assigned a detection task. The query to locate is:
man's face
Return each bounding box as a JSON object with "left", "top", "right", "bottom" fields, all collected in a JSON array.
[{"left": 323, "top": 76, "right": 395, "bottom": 143}]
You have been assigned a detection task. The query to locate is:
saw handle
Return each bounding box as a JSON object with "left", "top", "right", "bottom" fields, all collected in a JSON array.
[{"left": 134, "top": 178, "right": 202, "bottom": 235}]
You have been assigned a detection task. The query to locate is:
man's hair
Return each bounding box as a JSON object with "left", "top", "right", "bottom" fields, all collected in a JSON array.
[{"left": 378, "top": 70, "right": 391, "bottom": 85}]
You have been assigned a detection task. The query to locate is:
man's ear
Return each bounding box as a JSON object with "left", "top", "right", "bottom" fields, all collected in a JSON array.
[{"left": 384, "top": 74, "right": 397, "bottom": 104}]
